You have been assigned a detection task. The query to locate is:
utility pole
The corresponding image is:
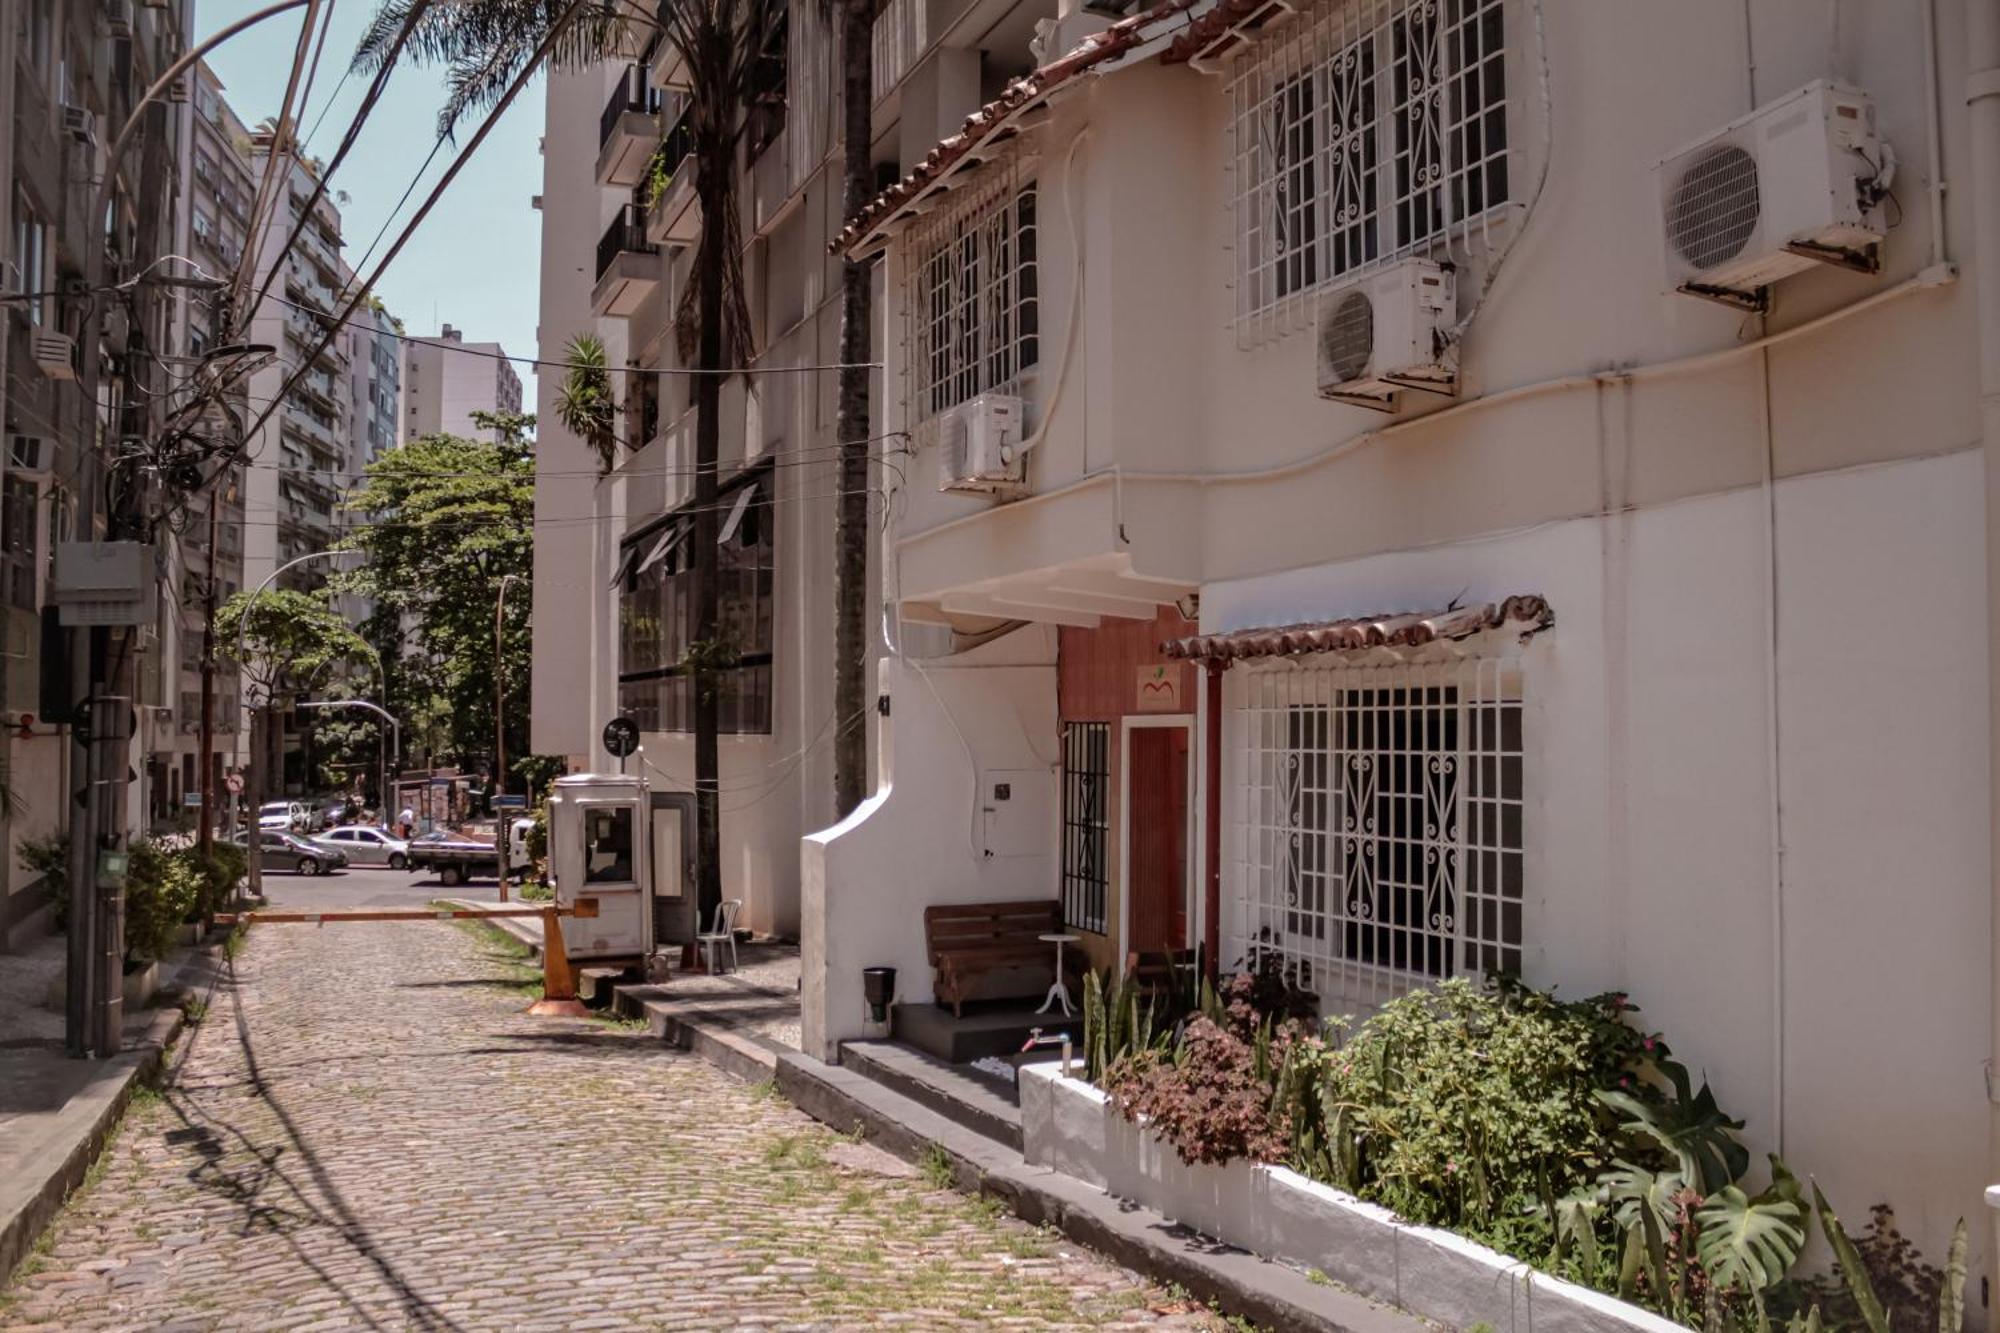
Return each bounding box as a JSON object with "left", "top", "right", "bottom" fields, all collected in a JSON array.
[{"left": 494, "top": 572, "right": 521, "bottom": 903}]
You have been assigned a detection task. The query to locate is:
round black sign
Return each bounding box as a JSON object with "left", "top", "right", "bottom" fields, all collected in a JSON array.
[{"left": 602, "top": 716, "right": 640, "bottom": 758}]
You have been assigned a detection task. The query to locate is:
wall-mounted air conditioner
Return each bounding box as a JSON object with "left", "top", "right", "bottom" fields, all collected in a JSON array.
[
  {"left": 32, "top": 331, "right": 77, "bottom": 381},
  {"left": 61, "top": 105, "right": 96, "bottom": 147},
  {"left": 937, "top": 393, "right": 1028, "bottom": 495},
  {"left": 104, "top": 0, "right": 134, "bottom": 38},
  {"left": 1315, "top": 258, "right": 1457, "bottom": 411},
  {"left": 1659, "top": 80, "right": 1890, "bottom": 311}
]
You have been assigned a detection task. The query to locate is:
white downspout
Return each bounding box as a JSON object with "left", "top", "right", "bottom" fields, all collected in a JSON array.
[{"left": 1971, "top": 0, "right": 2000, "bottom": 1286}]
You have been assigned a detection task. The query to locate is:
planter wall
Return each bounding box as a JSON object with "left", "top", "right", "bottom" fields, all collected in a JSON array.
[{"left": 1019, "top": 1063, "right": 1687, "bottom": 1333}]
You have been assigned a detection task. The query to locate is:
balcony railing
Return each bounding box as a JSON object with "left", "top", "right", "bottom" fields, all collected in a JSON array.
[
  {"left": 600, "top": 65, "right": 663, "bottom": 147},
  {"left": 659, "top": 106, "right": 695, "bottom": 185},
  {"left": 596, "top": 204, "right": 658, "bottom": 283}
]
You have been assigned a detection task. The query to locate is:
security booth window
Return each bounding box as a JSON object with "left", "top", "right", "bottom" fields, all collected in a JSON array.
[{"left": 584, "top": 807, "right": 635, "bottom": 884}]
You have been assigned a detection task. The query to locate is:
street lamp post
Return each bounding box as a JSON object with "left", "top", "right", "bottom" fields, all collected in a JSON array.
[
  {"left": 235, "top": 549, "right": 364, "bottom": 902},
  {"left": 295, "top": 700, "right": 400, "bottom": 831},
  {"left": 494, "top": 573, "right": 524, "bottom": 903}
]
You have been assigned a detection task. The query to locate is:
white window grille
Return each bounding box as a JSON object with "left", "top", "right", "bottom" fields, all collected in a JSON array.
[
  {"left": 1235, "top": 653, "right": 1524, "bottom": 1012},
  {"left": 903, "top": 159, "right": 1039, "bottom": 424},
  {"left": 1230, "top": 0, "right": 1510, "bottom": 345}
]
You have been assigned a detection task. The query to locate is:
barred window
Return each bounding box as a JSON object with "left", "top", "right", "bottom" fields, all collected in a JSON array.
[
  {"left": 1061, "top": 722, "right": 1109, "bottom": 935},
  {"left": 1233, "top": 0, "right": 1508, "bottom": 340},
  {"left": 1239, "top": 656, "right": 1522, "bottom": 1011},
  {"left": 2, "top": 477, "right": 38, "bottom": 612},
  {"left": 906, "top": 171, "right": 1039, "bottom": 421}
]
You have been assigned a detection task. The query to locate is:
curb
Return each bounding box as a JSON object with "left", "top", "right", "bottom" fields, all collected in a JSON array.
[{"left": 610, "top": 979, "right": 1422, "bottom": 1333}]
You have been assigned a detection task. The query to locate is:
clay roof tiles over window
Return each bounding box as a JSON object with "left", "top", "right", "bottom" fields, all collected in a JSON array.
[
  {"left": 1161, "top": 596, "right": 1554, "bottom": 664},
  {"left": 831, "top": 0, "right": 1206, "bottom": 258}
]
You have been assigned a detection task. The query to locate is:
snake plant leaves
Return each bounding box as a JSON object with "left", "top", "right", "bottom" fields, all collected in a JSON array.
[
  {"left": 1596, "top": 1059, "right": 1748, "bottom": 1193},
  {"left": 1812, "top": 1182, "right": 1890, "bottom": 1333},
  {"left": 1939, "top": 1217, "right": 1966, "bottom": 1333},
  {"left": 1694, "top": 1185, "right": 1806, "bottom": 1292}
]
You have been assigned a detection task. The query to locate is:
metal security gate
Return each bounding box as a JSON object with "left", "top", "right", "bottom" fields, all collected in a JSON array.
[{"left": 1235, "top": 653, "right": 1524, "bottom": 1012}]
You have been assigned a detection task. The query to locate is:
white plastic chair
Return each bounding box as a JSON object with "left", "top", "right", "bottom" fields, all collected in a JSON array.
[{"left": 698, "top": 898, "right": 742, "bottom": 974}]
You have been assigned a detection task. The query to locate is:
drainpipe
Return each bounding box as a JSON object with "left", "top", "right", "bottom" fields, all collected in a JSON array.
[
  {"left": 1203, "top": 661, "right": 1223, "bottom": 983},
  {"left": 1972, "top": 0, "right": 2000, "bottom": 1282}
]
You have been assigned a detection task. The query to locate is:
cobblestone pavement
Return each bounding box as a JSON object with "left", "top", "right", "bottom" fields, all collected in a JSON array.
[{"left": 0, "top": 904, "right": 1223, "bottom": 1331}]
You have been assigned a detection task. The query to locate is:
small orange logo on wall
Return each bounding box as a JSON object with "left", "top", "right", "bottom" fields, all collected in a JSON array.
[{"left": 1136, "top": 664, "right": 1188, "bottom": 713}]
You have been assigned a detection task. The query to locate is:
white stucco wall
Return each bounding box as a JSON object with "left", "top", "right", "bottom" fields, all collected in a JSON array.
[
  {"left": 1205, "top": 447, "right": 1989, "bottom": 1284},
  {"left": 802, "top": 626, "right": 1060, "bottom": 1060}
]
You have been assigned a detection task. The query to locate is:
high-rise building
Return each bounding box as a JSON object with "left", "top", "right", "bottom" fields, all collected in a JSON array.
[
  {"left": 403, "top": 324, "right": 524, "bottom": 442},
  {"left": 1, "top": 0, "right": 193, "bottom": 939}
]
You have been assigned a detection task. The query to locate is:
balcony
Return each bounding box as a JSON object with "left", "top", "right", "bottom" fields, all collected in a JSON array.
[
  {"left": 591, "top": 204, "right": 660, "bottom": 319},
  {"left": 643, "top": 110, "right": 700, "bottom": 248},
  {"left": 597, "top": 65, "right": 663, "bottom": 188},
  {"left": 650, "top": 14, "right": 692, "bottom": 92}
]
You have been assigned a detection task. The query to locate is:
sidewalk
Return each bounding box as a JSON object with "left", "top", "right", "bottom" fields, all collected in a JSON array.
[{"left": 0, "top": 932, "right": 225, "bottom": 1284}]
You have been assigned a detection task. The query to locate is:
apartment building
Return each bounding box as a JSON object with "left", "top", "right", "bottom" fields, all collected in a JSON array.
[
  {"left": 533, "top": 4, "right": 880, "bottom": 940},
  {"left": 1, "top": 0, "right": 192, "bottom": 941},
  {"left": 797, "top": 0, "right": 1999, "bottom": 1302},
  {"left": 351, "top": 301, "right": 403, "bottom": 464},
  {"left": 403, "top": 323, "right": 522, "bottom": 442}
]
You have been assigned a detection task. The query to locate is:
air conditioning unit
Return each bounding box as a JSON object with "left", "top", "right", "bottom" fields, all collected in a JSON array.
[
  {"left": 61, "top": 105, "right": 96, "bottom": 147},
  {"left": 937, "top": 393, "right": 1028, "bottom": 495},
  {"left": 31, "top": 331, "right": 77, "bottom": 381},
  {"left": 8, "top": 435, "right": 49, "bottom": 477},
  {"left": 164, "top": 74, "right": 189, "bottom": 104},
  {"left": 104, "top": 0, "right": 134, "bottom": 38},
  {"left": 1314, "top": 258, "right": 1457, "bottom": 410},
  {"left": 1659, "top": 81, "right": 1890, "bottom": 311}
]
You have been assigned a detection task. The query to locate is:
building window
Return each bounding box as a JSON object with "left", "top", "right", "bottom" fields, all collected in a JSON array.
[
  {"left": 2, "top": 477, "right": 39, "bottom": 611},
  {"left": 12, "top": 194, "right": 49, "bottom": 326},
  {"left": 1232, "top": 0, "right": 1507, "bottom": 336},
  {"left": 1239, "top": 656, "right": 1522, "bottom": 1010},
  {"left": 617, "top": 471, "right": 775, "bottom": 735},
  {"left": 906, "top": 171, "right": 1039, "bottom": 420},
  {"left": 1061, "top": 721, "right": 1110, "bottom": 935}
]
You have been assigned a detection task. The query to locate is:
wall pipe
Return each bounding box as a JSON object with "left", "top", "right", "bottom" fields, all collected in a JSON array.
[{"left": 1968, "top": 0, "right": 2000, "bottom": 1283}]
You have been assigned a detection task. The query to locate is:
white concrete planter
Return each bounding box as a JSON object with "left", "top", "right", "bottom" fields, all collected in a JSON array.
[
  {"left": 1019, "top": 1063, "right": 1688, "bottom": 1333},
  {"left": 121, "top": 961, "right": 160, "bottom": 1010}
]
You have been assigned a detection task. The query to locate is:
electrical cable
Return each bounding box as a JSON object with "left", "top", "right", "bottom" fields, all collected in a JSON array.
[{"left": 228, "top": 0, "right": 328, "bottom": 326}]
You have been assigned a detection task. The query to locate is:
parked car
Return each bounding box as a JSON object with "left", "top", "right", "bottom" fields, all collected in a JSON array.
[
  {"left": 315, "top": 824, "right": 410, "bottom": 869},
  {"left": 238, "top": 830, "right": 349, "bottom": 876}
]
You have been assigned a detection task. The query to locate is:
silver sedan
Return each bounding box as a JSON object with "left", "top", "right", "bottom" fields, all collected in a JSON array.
[{"left": 313, "top": 824, "right": 412, "bottom": 869}]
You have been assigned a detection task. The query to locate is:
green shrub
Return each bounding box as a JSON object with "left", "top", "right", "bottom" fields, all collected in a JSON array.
[
  {"left": 17, "top": 830, "right": 68, "bottom": 929},
  {"left": 122, "top": 840, "right": 202, "bottom": 965}
]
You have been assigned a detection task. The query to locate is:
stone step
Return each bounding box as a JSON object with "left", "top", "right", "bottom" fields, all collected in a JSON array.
[{"left": 840, "top": 1039, "right": 1022, "bottom": 1150}]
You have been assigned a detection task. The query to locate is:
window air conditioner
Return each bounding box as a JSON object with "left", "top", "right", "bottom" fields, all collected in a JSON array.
[
  {"left": 31, "top": 331, "right": 77, "bottom": 381},
  {"left": 937, "top": 393, "right": 1027, "bottom": 495},
  {"left": 1315, "top": 258, "right": 1457, "bottom": 411},
  {"left": 1659, "top": 80, "right": 1890, "bottom": 311},
  {"left": 164, "top": 75, "right": 189, "bottom": 104},
  {"left": 61, "top": 105, "right": 96, "bottom": 147}
]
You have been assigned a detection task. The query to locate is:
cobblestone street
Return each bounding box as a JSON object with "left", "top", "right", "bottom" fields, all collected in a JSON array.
[{"left": 0, "top": 891, "right": 1220, "bottom": 1331}]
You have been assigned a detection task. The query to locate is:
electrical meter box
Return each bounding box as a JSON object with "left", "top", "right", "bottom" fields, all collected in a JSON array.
[{"left": 547, "top": 774, "right": 652, "bottom": 960}]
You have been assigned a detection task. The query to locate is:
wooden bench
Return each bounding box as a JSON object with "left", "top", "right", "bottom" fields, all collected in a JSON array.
[{"left": 924, "top": 900, "right": 1080, "bottom": 1018}]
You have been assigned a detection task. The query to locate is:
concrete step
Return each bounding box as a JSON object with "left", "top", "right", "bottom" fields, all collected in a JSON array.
[
  {"left": 840, "top": 1039, "right": 1022, "bottom": 1150},
  {"left": 892, "top": 999, "right": 1078, "bottom": 1063}
]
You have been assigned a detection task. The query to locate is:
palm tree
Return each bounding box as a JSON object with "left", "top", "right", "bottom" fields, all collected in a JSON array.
[
  {"left": 554, "top": 332, "right": 619, "bottom": 472},
  {"left": 358, "top": 0, "right": 781, "bottom": 932},
  {"left": 830, "top": 0, "right": 873, "bottom": 820}
]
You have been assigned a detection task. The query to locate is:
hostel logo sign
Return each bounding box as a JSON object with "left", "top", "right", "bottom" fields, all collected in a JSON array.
[{"left": 1135, "top": 664, "right": 1186, "bottom": 713}]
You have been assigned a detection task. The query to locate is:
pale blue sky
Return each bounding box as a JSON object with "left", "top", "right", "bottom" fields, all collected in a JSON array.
[{"left": 194, "top": 1, "right": 546, "bottom": 404}]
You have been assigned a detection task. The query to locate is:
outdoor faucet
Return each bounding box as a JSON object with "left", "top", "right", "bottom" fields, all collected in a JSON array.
[{"left": 1020, "top": 1027, "right": 1074, "bottom": 1079}]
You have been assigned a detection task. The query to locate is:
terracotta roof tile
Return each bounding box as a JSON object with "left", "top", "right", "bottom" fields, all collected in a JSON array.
[
  {"left": 1161, "top": 595, "right": 1553, "bottom": 663},
  {"left": 831, "top": 0, "right": 1196, "bottom": 257}
]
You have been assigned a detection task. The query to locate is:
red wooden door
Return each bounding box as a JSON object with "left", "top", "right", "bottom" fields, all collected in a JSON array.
[{"left": 1126, "top": 726, "right": 1189, "bottom": 954}]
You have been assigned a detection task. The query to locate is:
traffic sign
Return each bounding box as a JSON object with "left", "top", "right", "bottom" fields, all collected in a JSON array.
[
  {"left": 225, "top": 772, "right": 244, "bottom": 794},
  {"left": 494, "top": 794, "right": 528, "bottom": 810},
  {"left": 602, "top": 716, "right": 640, "bottom": 759}
]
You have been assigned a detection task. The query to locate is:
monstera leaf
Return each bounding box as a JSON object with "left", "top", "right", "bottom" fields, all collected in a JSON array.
[
  {"left": 1602, "top": 1161, "right": 1683, "bottom": 1301},
  {"left": 1597, "top": 1059, "right": 1748, "bottom": 1193},
  {"left": 1695, "top": 1185, "right": 1806, "bottom": 1293}
]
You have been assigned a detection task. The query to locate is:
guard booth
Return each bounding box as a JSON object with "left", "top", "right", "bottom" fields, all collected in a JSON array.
[{"left": 546, "top": 775, "right": 653, "bottom": 961}]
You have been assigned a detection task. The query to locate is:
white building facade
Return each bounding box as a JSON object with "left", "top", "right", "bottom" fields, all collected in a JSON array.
[
  {"left": 804, "top": 0, "right": 1999, "bottom": 1305},
  {"left": 403, "top": 323, "right": 522, "bottom": 442}
]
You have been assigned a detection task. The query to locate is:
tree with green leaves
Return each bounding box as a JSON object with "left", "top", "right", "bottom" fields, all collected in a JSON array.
[
  {"left": 555, "top": 333, "right": 618, "bottom": 473},
  {"left": 335, "top": 417, "right": 539, "bottom": 791},
  {"left": 359, "top": 0, "right": 786, "bottom": 932}
]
